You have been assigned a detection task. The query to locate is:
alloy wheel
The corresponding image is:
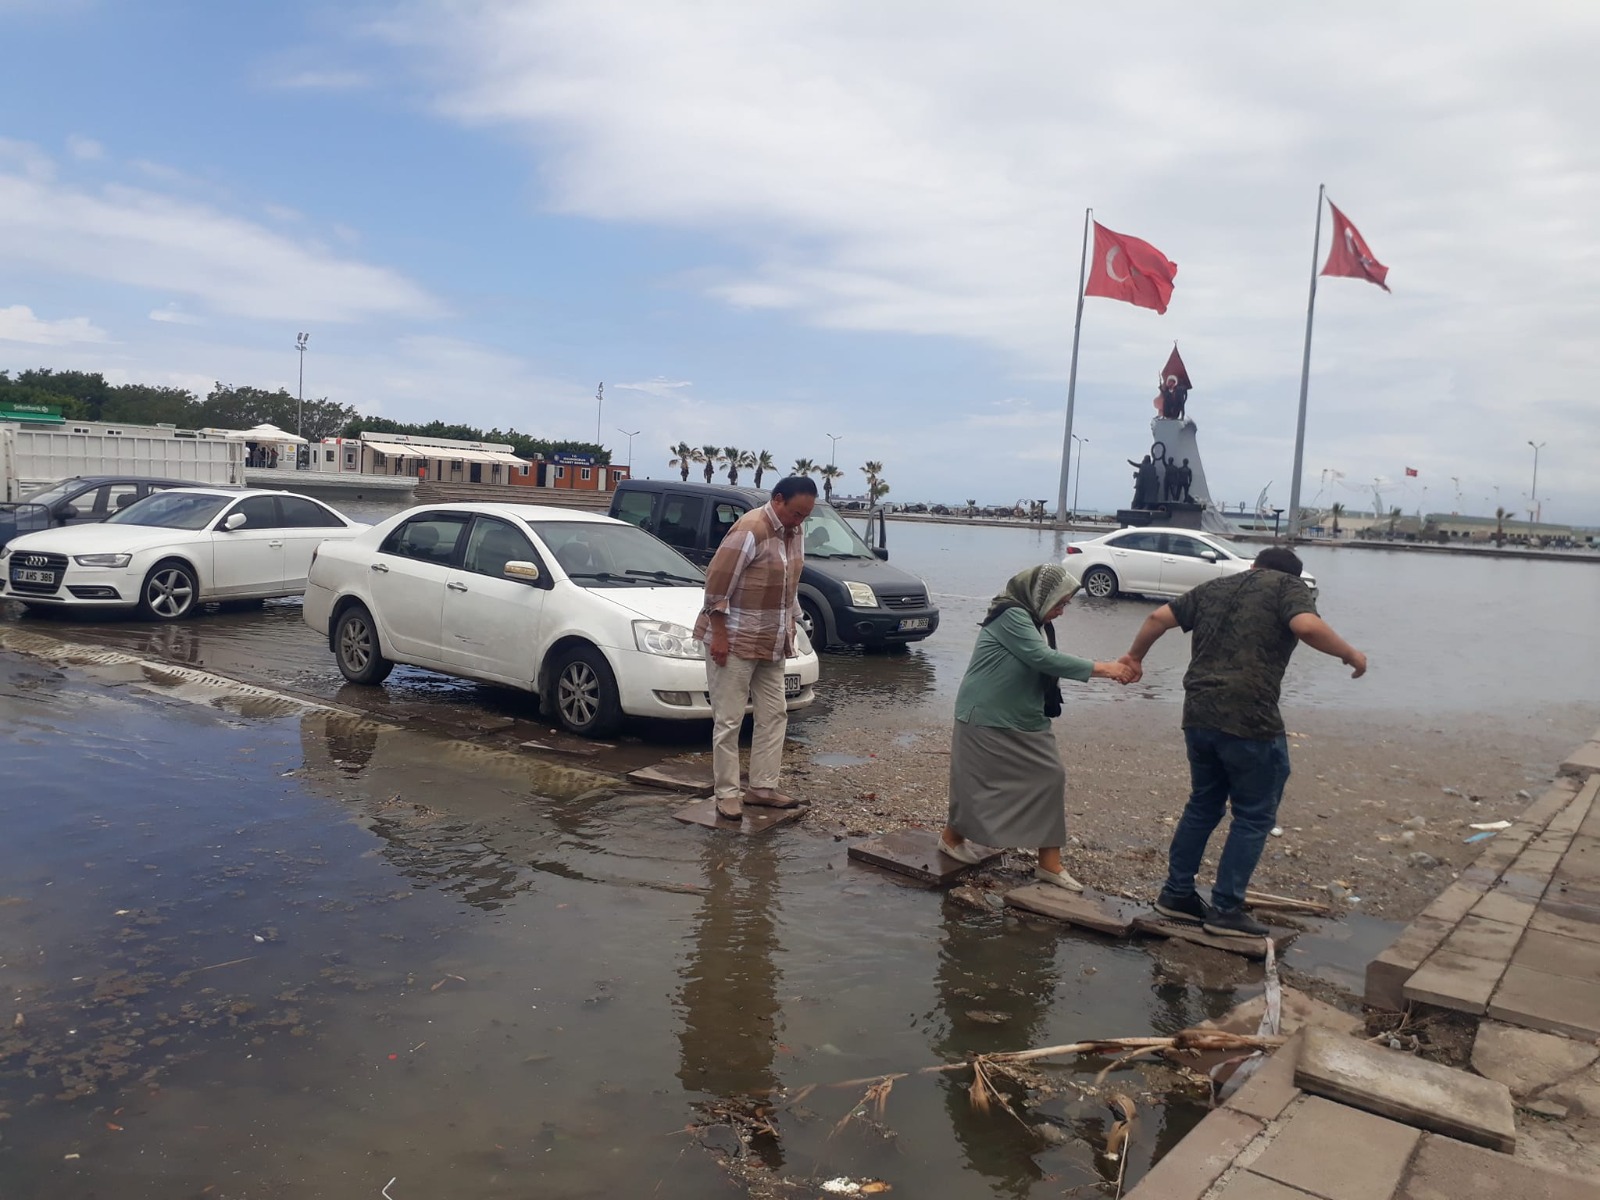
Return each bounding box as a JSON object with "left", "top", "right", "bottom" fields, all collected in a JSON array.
[
  {"left": 146, "top": 568, "right": 194, "bottom": 618},
  {"left": 559, "top": 661, "right": 599, "bottom": 727},
  {"left": 339, "top": 615, "right": 373, "bottom": 673}
]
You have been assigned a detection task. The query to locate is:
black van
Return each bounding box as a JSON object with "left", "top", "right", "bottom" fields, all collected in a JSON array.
[{"left": 609, "top": 479, "right": 939, "bottom": 650}]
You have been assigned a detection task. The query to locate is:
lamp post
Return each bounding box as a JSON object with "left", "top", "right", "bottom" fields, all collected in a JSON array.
[
  {"left": 595, "top": 383, "right": 603, "bottom": 445},
  {"left": 1450, "top": 475, "right": 1460, "bottom": 514},
  {"left": 295, "top": 332, "right": 309, "bottom": 439},
  {"left": 1070, "top": 434, "right": 1088, "bottom": 520},
  {"left": 826, "top": 433, "right": 842, "bottom": 467},
  {"left": 617, "top": 427, "right": 639, "bottom": 474},
  {"left": 1527, "top": 440, "right": 1545, "bottom": 525}
]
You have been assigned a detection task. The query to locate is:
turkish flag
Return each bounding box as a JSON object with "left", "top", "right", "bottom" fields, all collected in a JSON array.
[
  {"left": 1160, "top": 346, "right": 1192, "bottom": 392},
  {"left": 1322, "top": 201, "right": 1391, "bottom": 292},
  {"left": 1405, "top": 467, "right": 1418, "bottom": 477},
  {"left": 1084, "top": 222, "right": 1177, "bottom": 314}
]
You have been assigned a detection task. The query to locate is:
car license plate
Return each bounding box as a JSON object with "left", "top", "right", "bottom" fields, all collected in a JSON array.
[
  {"left": 10, "top": 568, "right": 51, "bottom": 585},
  {"left": 898, "top": 617, "right": 930, "bottom": 631},
  {"left": 784, "top": 674, "right": 802, "bottom": 698}
]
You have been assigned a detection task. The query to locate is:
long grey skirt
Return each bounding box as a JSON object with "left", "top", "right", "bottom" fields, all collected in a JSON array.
[{"left": 946, "top": 719, "right": 1067, "bottom": 848}]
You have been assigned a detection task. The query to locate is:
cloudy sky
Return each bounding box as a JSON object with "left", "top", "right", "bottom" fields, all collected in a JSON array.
[{"left": 2, "top": 1, "right": 1596, "bottom": 520}]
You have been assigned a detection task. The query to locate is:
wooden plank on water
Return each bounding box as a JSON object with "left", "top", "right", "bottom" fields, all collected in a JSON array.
[
  {"left": 673, "top": 798, "right": 804, "bottom": 835},
  {"left": 1132, "top": 915, "right": 1297, "bottom": 960},
  {"left": 1003, "top": 883, "right": 1142, "bottom": 937},
  {"left": 847, "top": 828, "right": 1001, "bottom": 886},
  {"left": 628, "top": 759, "right": 715, "bottom": 795}
]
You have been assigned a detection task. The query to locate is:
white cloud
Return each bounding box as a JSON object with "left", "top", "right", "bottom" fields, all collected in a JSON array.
[
  {"left": 0, "top": 145, "right": 442, "bottom": 323},
  {"left": 613, "top": 377, "right": 692, "bottom": 398},
  {"left": 271, "top": 68, "right": 373, "bottom": 91},
  {"left": 65, "top": 135, "right": 103, "bottom": 161},
  {"left": 373, "top": 0, "right": 1600, "bottom": 518},
  {"left": 148, "top": 303, "right": 203, "bottom": 326},
  {"left": 0, "top": 304, "right": 108, "bottom": 345}
]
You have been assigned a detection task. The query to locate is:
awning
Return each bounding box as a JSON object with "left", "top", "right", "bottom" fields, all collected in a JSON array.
[{"left": 361, "top": 440, "right": 528, "bottom": 468}]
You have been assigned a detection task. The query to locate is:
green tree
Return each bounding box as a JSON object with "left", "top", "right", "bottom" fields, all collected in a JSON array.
[
  {"left": 669, "top": 441, "right": 695, "bottom": 481},
  {"left": 722, "top": 445, "right": 743, "bottom": 485},
  {"left": 860, "top": 460, "right": 884, "bottom": 507},
  {"left": 753, "top": 450, "right": 775, "bottom": 489},
  {"left": 698, "top": 444, "right": 723, "bottom": 484},
  {"left": 792, "top": 457, "right": 817, "bottom": 477},
  {"left": 1495, "top": 506, "right": 1508, "bottom": 548},
  {"left": 869, "top": 479, "right": 891, "bottom": 509},
  {"left": 1387, "top": 506, "right": 1403, "bottom": 537},
  {"left": 819, "top": 463, "right": 843, "bottom": 502},
  {"left": 1330, "top": 502, "right": 1344, "bottom": 537}
]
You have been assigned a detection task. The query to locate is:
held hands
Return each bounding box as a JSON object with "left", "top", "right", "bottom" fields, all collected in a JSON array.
[
  {"left": 1117, "top": 654, "right": 1144, "bottom": 684},
  {"left": 1093, "top": 659, "right": 1136, "bottom": 685}
]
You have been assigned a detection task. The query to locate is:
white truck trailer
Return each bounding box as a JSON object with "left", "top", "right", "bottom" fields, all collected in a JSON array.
[{"left": 1, "top": 420, "right": 245, "bottom": 501}]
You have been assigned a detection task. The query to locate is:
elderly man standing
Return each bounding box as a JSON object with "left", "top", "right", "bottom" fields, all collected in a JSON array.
[
  {"left": 1121, "top": 547, "right": 1367, "bottom": 938},
  {"left": 694, "top": 476, "right": 818, "bottom": 822}
]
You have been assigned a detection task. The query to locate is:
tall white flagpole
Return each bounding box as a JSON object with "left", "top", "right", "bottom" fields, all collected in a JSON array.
[
  {"left": 1055, "top": 208, "right": 1092, "bottom": 525},
  {"left": 1285, "top": 184, "right": 1326, "bottom": 542}
]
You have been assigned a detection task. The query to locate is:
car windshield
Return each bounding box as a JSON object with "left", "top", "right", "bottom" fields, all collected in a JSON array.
[
  {"left": 535, "top": 520, "right": 706, "bottom": 588},
  {"left": 802, "top": 505, "right": 876, "bottom": 559},
  {"left": 19, "top": 480, "right": 83, "bottom": 507},
  {"left": 106, "top": 491, "right": 232, "bottom": 530}
]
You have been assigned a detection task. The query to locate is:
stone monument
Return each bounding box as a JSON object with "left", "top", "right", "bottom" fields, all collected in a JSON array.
[{"left": 1117, "top": 347, "right": 1235, "bottom": 534}]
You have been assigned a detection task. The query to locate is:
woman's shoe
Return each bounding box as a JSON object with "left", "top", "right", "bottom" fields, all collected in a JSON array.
[
  {"left": 1035, "top": 865, "right": 1085, "bottom": 892},
  {"left": 939, "top": 837, "right": 990, "bottom": 865}
]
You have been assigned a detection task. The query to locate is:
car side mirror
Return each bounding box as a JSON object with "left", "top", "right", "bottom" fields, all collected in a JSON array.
[
  {"left": 1199, "top": 550, "right": 1219, "bottom": 562},
  {"left": 503, "top": 560, "right": 541, "bottom": 583},
  {"left": 55, "top": 504, "right": 80, "bottom": 521},
  {"left": 872, "top": 546, "right": 889, "bottom": 561},
  {"left": 223, "top": 512, "right": 248, "bottom": 531}
]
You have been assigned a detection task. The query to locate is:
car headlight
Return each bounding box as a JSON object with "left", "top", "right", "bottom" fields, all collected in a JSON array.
[
  {"left": 73, "top": 553, "right": 133, "bottom": 568},
  {"left": 843, "top": 581, "right": 878, "bottom": 607},
  {"left": 0, "top": 546, "right": 10, "bottom": 561},
  {"left": 633, "top": 620, "right": 705, "bottom": 659}
]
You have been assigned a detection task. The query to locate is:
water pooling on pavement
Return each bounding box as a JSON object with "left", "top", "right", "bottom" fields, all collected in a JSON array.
[{"left": 0, "top": 654, "right": 1229, "bottom": 1199}]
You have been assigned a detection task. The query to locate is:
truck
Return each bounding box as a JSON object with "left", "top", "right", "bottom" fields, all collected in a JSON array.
[{"left": 1, "top": 419, "right": 244, "bottom": 502}]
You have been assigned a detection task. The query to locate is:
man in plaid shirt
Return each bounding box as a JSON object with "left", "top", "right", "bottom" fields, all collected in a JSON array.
[{"left": 693, "top": 476, "right": 818, "bottom": 820}]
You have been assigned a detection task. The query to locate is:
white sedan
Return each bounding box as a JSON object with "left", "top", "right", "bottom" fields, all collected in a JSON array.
[
  {"left": 302, "top": 502, "right": 821, "bottom": 738},
  {"left": 1065, "top": 527, "right": 1316, "bottom": 599},
  {"left": 1, "top": 488, "right": 365, "bottom": 619}
]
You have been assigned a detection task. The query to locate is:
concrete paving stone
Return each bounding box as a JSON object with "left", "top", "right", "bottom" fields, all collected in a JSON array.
[
  {"left": 1494, "top": 871, "right": 1551, "bottom": 900},
  {"left": 1511, "top": 929, "right": 1600, "bottom": 984},
  {"left": 1559, "top": 741, "right": 1600, "bottom": 779},
  {"left": 1488, "top": 964, "right": 1600, "bottom": 1040},
  {"left": 1251, "top": 1095, "right": 1421, "bottom": 1200},
  {"left": 1511, "top": 852, "right": 1565, "bottom": 885},
  {"left": 1532, "top": 830, "right": 1577, "bottom": 854},
  {"left": 1555, "top": 839, "right": 1600, "bottom": 887},
  {"left": 1458, "top": 865, "right": 1499, "bottom": 888},
  {"left": 1224, "top": 1033, "right": 1305, "bottom": 1123},
  {"left": 1522, "top": 779, "right": 1582, "bottom": 827},
  {"left": 1469, "top": 1020, "right": 1600, "bottom": 1098},
  {"left": 1293, "top": 1027, "right": 1516, "bottom": 1152},
  {"left": 1471, "top": 833, "right": 1529, "bottom": 875},
  {"left": 1396, "top": 1131, "right": 1600, "bottom": 1200},
  {"left": 1403, "top": 948, "right": 1507, "bottom": 1015},
  {"left": 1528, "top": 908, "right": 1600, "bottom": 945},
  {"left": 1125, "top": 1107, "right": 1264, "bottom": 1200},
  {"left": 672, "top": 798, "right": 805, "bottom": 835},
  {"left": 1212, "top": 1173, "right": 1326, "bottom": 1200},
  {"left": 1468, "top": 891, "right": 1535, "bottom": 928},
  {"left": 1418, "top": 882, "right": 1487, "bottom": 926},
  {"left": 1436, "top": 915, "right": 1526, "bottom": 963},
  {"left": 628, "top": 761, "right": 714, "bottom": 794}
]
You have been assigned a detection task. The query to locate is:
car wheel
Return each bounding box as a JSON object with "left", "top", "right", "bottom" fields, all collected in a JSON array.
[
  {"left": 139, "top": 560, "right": 199, "bottom": 621},
  {"left": 552, "top": 645, "right": 623, "bottom": 738},
  {"left": 800, "top": 598, "right": 830, "bottom": 649},
  {"left": 1081, "top": 566, "right": 1119, "bottom": 600},
  {"left": 334, "top": 603, "right": 393, "bottom": 686}
]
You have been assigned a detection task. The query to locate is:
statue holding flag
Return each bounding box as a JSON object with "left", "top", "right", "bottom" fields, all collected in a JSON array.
[{"left": 1154, "top": 345, "right": 1192, "bottom": 421}]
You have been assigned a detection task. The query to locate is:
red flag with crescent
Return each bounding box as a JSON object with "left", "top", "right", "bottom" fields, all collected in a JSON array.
[
  {"left": 1084, "top": 222, "right": 1177, "bottom": 314},
  {"left": 1161, "top": 346, "right": 1191, "bottom": 393},
  {"left": 1321, "top": 201, "right": 1391, "bottom": 292}
]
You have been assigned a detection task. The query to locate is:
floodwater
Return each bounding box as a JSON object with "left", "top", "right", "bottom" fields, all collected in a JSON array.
[{"left": 0, "top": 654, "right": 1230, "bottom": 1198}]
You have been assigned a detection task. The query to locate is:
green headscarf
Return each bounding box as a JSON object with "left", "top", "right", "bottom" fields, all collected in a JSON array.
[{"left": 981, "top": 563, "right": 1082, "bottom": 628}]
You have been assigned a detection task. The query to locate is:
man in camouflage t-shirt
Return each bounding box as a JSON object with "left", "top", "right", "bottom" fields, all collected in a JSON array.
[{"left": 1121, "top": 547, "right": 1367, "bottom": 939}]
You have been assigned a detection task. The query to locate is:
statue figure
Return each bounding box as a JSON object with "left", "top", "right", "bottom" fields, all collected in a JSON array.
[
  {"left": 1163, "top": 454, "right": 1181, "bottom": 502},
  {"left": 1126, "top": 454, "right": 1160, "bottom": 509},
  {"left": 1154, "top": 346, "right": 1193, "bottom": 421},
  {"left": 1178, "top": 458, "right": 1194, "bottom": 503}
]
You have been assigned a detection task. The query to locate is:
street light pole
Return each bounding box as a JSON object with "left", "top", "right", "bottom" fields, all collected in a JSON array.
[
  {"left": 617, "top": 427, "right": 639, "bottom": 474},
  {"left": 1070, "top": 434, "right": 1088, "bottom": 519},
  {"left": 826, "top": 433, "right": 842, "bottom": 467},
  {"left": 595, "top": 383, "right": 603, "bottom": 445},
  {"left": 295, "top": 332, "right": 309, "bottom": 439},
  {"left": 1527, "top": 440, "right": 1545, "bottom": 524}
]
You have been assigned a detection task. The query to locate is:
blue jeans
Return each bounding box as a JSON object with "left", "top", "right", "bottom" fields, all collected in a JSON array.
[{"left": 1163, "top": 727, "right": 1291, "bottom": 913}]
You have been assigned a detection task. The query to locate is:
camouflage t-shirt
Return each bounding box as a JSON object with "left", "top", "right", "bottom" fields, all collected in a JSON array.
[{"left": 1167, "top": 569, "right": 1319, "bottom": 740}]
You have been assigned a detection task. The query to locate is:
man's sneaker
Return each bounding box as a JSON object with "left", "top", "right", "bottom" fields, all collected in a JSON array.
[
  {"left": 1153, "top": 890, "right": 1212, "bottom": 923},
  {"left": 1203, "top": 908, "right": 1272, "bottom": 939}
]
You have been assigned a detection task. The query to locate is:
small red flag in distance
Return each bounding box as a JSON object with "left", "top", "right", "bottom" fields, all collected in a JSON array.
[
  {"left": 1084, "top": 222, "right": 1178, "bottom": 314},
  {"left": 1405, "top": 467, "right": 1418, "bottom": 477},
  {"left": 1322, "top": 201, "right": 1391, "bottom": 292}
]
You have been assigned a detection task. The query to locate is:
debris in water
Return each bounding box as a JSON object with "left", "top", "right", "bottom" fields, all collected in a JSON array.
[
  {"left": 1469, "top": 820, "right": 1512, "bottom": 831},
  {"left": 1463, "top": 832, "right": 1497, "bottom": 844}
]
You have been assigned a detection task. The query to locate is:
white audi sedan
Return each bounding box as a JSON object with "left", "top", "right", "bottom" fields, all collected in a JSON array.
[
  {"left": 303, "top": 502, "right": 821, "bottom": 738},
  {"left": 1065, "top": 527, "right": 1316, "bottom": 600},
  {"left": 1, "top": 488, "right": 365, "bottom": 619}
]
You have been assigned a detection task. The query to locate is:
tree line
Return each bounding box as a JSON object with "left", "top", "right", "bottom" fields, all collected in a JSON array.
[
  {"left": 666, "top": 442, "right": 890, "bottom": 507},
  {"left": 0, "top": 368, "right": 607, "bottom": 462}
]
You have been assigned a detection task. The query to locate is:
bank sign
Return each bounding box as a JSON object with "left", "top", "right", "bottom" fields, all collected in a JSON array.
[{"left": 552, "top": 452, "right": 595, "bottom": 466}]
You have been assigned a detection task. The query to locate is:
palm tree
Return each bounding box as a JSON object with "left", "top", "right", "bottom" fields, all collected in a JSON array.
[
  {"left": 792, "top": 457, "right": 818, "bottom": 477},
  {"left": 753, "top": 450, "right": 775, "bottom": 489},
  {"left": 819, "top": 463, "right": 843, "bottom": 501},
  {"left": 698, "top": 444, "right": 723, "bottom": 484},
  {"left": 1386, "top": 506, "right": 1403, "bottom": 537},
  {"left": 1330, "top": 502, "right": 1344, "bottom": 537},
  {"left": 869, "top": 479, "right": 891, "bottom": 510},
  {"left": 669, "top": 441, "right": 695, "bottom": 482},
  {"left": 1495, "top": 505, "right": 1508, "bottom": 548},
  {"left": 966, "top": 498, "right": 976, "bottom": 518},
  {"left": 721, "top": 446, "right": 743, "bottom": 484}
]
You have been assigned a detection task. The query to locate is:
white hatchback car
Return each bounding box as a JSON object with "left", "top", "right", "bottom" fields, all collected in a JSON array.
[
  {"left": 1, "top": 487, "right": 365, "bottom": 619},
  {"left": 302, "top": 502, "right": 821, "bottom": 738},
  {"left": 1065, "top": 527, "right": 1316, "bottom": 600}
]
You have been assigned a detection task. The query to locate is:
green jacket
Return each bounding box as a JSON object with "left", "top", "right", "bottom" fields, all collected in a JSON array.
[{"left": 953, "top": 606, "right": 1094, "bottom": 732}]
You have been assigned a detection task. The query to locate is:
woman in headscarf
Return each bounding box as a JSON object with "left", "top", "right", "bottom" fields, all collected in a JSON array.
[{"left": 939, "top": 563, "right": 1133, "bottom": 890}]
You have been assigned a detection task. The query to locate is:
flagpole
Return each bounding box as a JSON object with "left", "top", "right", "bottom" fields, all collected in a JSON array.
[
  {"left": 1285, "top": 184, "right": 1325, "bottom": 542},
  {"left": 1055, "top": 207, "right": 1092, "bottom": 526}
]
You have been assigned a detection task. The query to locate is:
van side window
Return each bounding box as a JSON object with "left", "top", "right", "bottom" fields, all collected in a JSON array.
[
  {"left": 710, "top": 502, "right": 743, "bottom": 543},
  {"left": 613, "top": 490, "right": 656, "bottom": 531},
  {"left": 655, "top": 496, "right": 706, "bottom": 551}
]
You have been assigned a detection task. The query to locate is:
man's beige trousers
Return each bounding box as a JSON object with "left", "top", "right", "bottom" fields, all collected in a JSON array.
[{"left": 706, "top": 656, "right": 788, "bottom": 801}]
